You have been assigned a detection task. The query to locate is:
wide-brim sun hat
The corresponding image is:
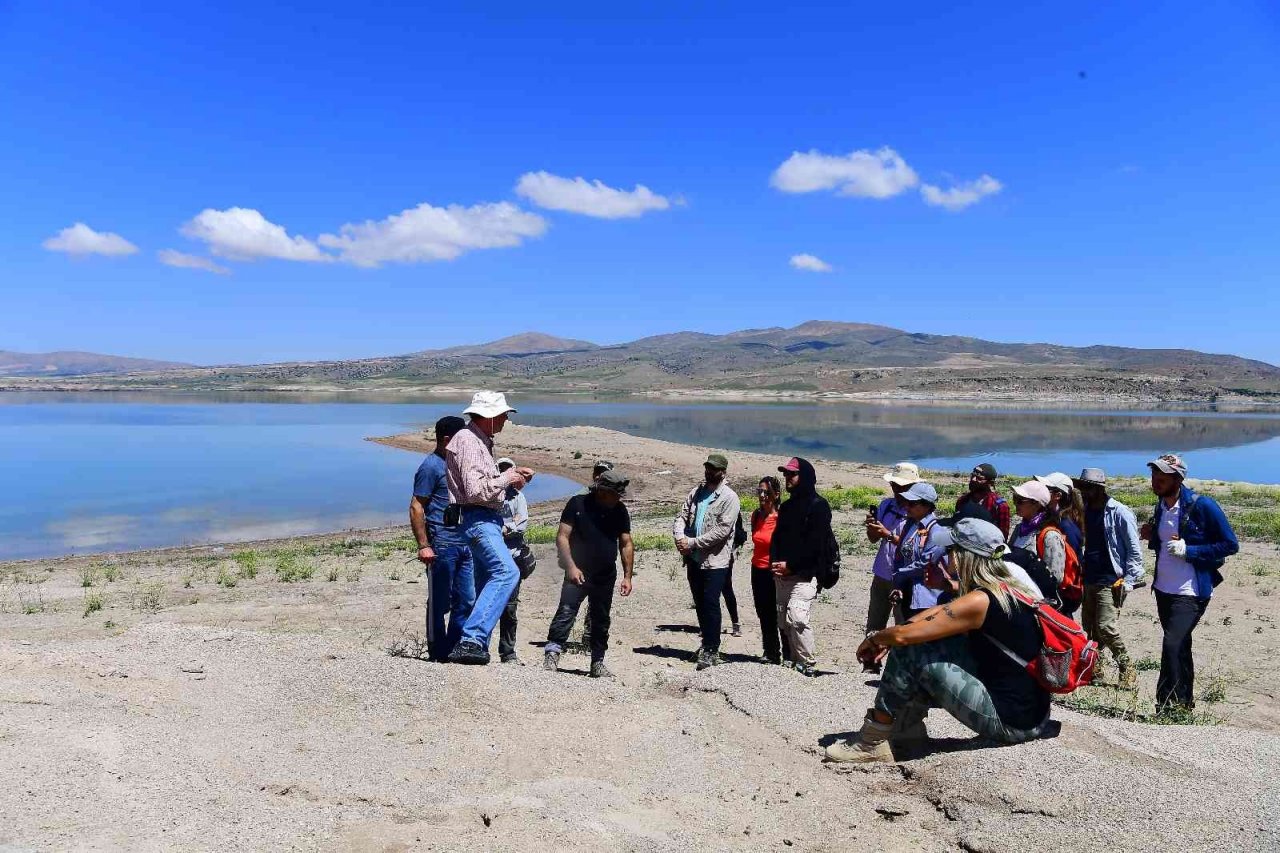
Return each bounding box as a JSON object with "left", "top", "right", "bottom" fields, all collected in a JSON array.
[
  {"left": 463, "top": 390, "right": 517, "bottom": 419},
  {"left": 883, "top": 461, "right": 920, "bottom": 486},
  {"left": 1072, "top": 467, "right": 1108, "bottom": 487}
]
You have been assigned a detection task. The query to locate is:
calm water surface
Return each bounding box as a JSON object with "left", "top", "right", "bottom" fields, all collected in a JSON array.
[{"left": 4, "top": 392, "right": 1280, "bottom": 560}]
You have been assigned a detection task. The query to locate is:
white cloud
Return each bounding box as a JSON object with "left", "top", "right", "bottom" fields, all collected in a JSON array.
[
  {"left": 790, "top": 253, "right": 833, "bottom": 273},
  {"left": 770, "top": 147, "right": 919, "bottom": 198},
  {"left": 42, "top": 223, "right": 139, "bottom": 257},
  {"left": 180, "top": 207, "right": 330, "bottom": 262},
  {"left": 157, "top": 249, "right": 230, "bottom": 275},
  {"left": 514, "top": 171, "right": 672, "bottom": 219},
  {"left": 920, "top": 175, "right": 1003, "bottom": 211},
  {"left": 317, "top": 201, "right": 547, "bottom": 267}
]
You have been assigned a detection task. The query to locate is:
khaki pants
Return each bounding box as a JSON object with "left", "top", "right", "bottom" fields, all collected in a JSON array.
[
  {"left": 866, "top": 575, "right": 899, "bottom": 634},
  {"left": 775, "top": 575, "right": 818, "bottom": 666},
  {"left": 1081, "top": 583, "right": 1130, "bottom": 666}
]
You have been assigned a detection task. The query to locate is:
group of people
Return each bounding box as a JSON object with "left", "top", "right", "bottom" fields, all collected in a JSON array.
[{"left": 411, "top": 390, "right": 1241, "bottom": 763}]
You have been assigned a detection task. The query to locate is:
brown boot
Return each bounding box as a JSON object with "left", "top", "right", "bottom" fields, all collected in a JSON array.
[
  {"left": 824, "top": 712, "right": 894, "bottom": 764},
  {"left": 1117, "top": 656, "right": 1137, "bottom": 690}
]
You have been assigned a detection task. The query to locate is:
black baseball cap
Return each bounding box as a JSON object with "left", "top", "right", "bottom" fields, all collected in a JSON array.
[{"left": 434, "top": 415, "right": 466, "bottom": 440}]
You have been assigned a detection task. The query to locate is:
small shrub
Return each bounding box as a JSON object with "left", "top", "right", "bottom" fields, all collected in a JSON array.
[
  {"left": 526, "top": 525, "right": 558, "bottom": 545},
  {"left": 101, "top": 563, "right": 122, "bottom": 583},
  {"left": 345, "top": 565, "right": 363, "bottom": 582},
  {"left": 386, "top": 631, "right": 430, "bottom": 660},
  {"left": 233, "top": 550, "right": 261, "bottom": 578},
  {"left": 130, "top": 581, "right": 165, "bottom": 613},
  {"left": 79, "top": 564, "right": 97, "bottom": 588},
  {"left": 275, "top": 552, "right": 314, "bottom": 582},
  {"left": 83, "top": 592, "right": 105, "bottom": 617},
  {"left": 325, "top": 565, "right": 340, "bottom": 582},
  {"left": 387, "top": 565, "right": 403, "bottom": 581},
  {"left": 631, "top": 533, "right": 672, "bottom": 552},
  {"left": 573, "top": 450, "right": 583, "bottom": 459},
  {"left": 19, "top": 588, "right": 47, "bottom": 614},
  {"left": 215, "top": 566, "right": 238, "bottom": 588},
  {"left": 1134, "top": 657, "right": 1160, "bottom": 672}
]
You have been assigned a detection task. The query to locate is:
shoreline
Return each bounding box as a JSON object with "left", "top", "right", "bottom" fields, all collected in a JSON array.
[
  {"left": 4, "top": 382, "right": 1280, "bottom": 411},
  {"left": 11, "top": 422, "right": 1277, "bottom": 566}
]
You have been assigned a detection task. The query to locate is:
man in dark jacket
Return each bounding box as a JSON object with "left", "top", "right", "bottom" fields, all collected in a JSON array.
[
  {"left": 769, "top": 457, "right": 832, "bottom": 677},
  {"left": 1141, "top": 453, "right": 1238, "bottom": 711}
]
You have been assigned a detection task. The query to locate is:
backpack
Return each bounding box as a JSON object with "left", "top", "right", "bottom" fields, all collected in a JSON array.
[
  {"left": 1037, "top": 526, "right": 1082, "bottom": 604},
  {"left": 985, "top": 585, "right": 1098, "bottom": 694},
  {"left": 807, "top": 499, "right": 840, "bottom": 590},
  {"left": 733, "top": 513, "right": 749, "bottom": 550}
]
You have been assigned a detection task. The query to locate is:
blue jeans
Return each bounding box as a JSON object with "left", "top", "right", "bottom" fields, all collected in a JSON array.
[
  {"left": 426, "top": 524, "right": 475, "bottom": 660},
  {"left": 458, "top": 507, "right": 520, "bottom": 647}
]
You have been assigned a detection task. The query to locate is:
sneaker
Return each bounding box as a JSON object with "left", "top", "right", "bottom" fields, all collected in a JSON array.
[
  {"left": 501, "top": 654, "right": 524, "bottom": 666},
  {"left": 589, "top": 660, "right": 615, "bottom": 679},
  {"left": 730, "top": 623, "right": 743, "bottom": 637},
  {"left": 763, "top": 654, "right": 782, "bottom": 665},
  {"left": 543, "top": 650, "right": 561, "bottom": 672},
  {"left": 695, "top": 649, "right": 720, "bottom": 671},
  {"left": 794, "top": 663, "right": 819, "bottom": 678},
  {"left": 446, "top": 641, "right": 490, "bottom": 666}
]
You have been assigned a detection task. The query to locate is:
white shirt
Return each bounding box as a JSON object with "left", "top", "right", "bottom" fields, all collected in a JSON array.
[{"left": 1154, "top": 501, "right": 1196, "bottom": 596}]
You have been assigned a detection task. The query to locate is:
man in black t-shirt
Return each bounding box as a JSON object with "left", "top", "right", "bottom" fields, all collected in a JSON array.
[{"left": 543, "top": 471, "right": 635, "bottom": 678}]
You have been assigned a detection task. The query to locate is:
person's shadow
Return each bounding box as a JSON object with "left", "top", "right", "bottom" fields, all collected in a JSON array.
[
  {"left": 631, "top": 644, "right": 759, "bottom": 665},
  {"left": 817, "top": 720, "right": 1061, "bottom": 760}
]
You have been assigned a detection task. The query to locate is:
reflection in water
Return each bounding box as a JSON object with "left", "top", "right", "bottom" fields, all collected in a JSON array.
[{"left": 4, "top": 393, "right": 1280, "bottom": 560}]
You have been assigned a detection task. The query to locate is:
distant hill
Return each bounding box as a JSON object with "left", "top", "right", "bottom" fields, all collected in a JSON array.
[
  {"left": 7, "top": 322, "right": 1280, "bottom": 404},
  {"left": 0, "top": 350, "right": 193, "bottom": 377}
]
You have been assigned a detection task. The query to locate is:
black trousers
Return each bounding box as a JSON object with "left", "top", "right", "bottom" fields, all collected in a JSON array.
[
  {"left": 687, "top": 560, "right": 729, "bottom": 653},
  {"left": 1155, "top": 590, "right": 1210, "bottom": 709},
  {"left": 546, "top": 568, "right": 616, "bottom": 662},
  {"left": 498, "top": 578, "right": 522, "bottom": 659},
  {"left": 722, "top": 561, "right": 740, "bottom": 625},
  {"left": 750, "top": 567, "right": 788, "bottom": 661}
]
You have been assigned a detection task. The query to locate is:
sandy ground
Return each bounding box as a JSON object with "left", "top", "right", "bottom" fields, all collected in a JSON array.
[{"left": 3, "top": 425, "right": 1280, "bottom": 851}]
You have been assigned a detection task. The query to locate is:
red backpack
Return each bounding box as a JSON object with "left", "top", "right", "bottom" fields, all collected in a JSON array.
[
  {"left": 985, "top": 585, "right": 1098, "bottom": 694},
  {"left": 1037, "top": 527, "right": 1083, "bottom": 603}
]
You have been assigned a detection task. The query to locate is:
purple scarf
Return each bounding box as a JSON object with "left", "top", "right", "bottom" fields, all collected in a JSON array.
[{"left": 1016, "top": 510, "right": 1046, "bottom": 540}]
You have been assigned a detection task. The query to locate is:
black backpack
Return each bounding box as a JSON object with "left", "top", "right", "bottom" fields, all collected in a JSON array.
[
  {"left": 733, "top": 513, "right": 749, "bottom": 550},
  {"left": 809, "top": 499, "right": 840, "bottom": 590},
  {"left": 1005, "top": 545, "right": 1061, "bottom": 610}
]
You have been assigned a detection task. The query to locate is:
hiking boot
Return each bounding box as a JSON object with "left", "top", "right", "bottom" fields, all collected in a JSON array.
[
  {"left": 794, "top": 663, "right": 819, "bottom": 678},
  {"left": 695, "top": 649, "right": 720, "bottom": 671},
  {"left": 1117, "top": 659, "right": 1137, "bottom": 690},
  {"left": 501, "top": 654, "right": 524, "bottom": 666},
  {"left": 730, "top": 623, "right": 743, "bottom": 638},
  {"left": 824, "top": 712, "right": 894, "bottom": 764},
  {"left": 589, "top": 660, "right": 615, "bottom": 679},
  {"left": 446, "top": 641, "right": 490, "bottom": 666},
  {"left": 543, "top": 650, "right": 561, "bottom": 672}
]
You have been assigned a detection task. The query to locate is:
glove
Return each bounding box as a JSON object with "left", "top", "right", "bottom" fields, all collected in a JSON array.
[{"left": 1165, "top": 539, "right": 1187, "bottom": 558}]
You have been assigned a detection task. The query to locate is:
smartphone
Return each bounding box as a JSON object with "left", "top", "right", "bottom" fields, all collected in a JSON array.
[{"left": 443, "top": 504, "right": 462, "bottom": 528}]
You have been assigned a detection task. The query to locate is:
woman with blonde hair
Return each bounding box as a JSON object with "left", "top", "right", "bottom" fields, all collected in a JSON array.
[{"left": 825, "top": 518, "right": 1053, "bottom": 764}]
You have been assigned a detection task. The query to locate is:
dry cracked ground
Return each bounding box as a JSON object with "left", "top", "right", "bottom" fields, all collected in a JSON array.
[{"left": 4, "top": 427, "right": 1280, "bottom": 852}]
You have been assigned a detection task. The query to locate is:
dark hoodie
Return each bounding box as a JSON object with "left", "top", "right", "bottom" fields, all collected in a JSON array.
[{"left": 769, "top": 458, "right": 832, "bottom": 582}]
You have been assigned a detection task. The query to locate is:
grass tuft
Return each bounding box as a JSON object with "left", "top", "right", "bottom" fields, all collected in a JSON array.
[
  {"left": 129, "top": 581, "right": 165, "bottom": 613},
  {"left": 233, "top": 550, "right": 261, "bottom": 578},
  {"left": 82, "top": 591, "right": 105, "bottom": 617},
  {"left": 632, "top": 532, "right": 673, "bottom": 552},
  {"left": 526, "top": 525, "right": 558, "bottom": 545},
  {"left": 215, "top": 565, "right": 238, "bottom": 588},
  {"left": 274, "top": 552, "right": 314, "bottom": 582}
]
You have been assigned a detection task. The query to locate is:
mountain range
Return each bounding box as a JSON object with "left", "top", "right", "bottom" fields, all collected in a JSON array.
[
  {"left": 0, "top": 350, "right": 192, "bottom": 377},
  {"left": 5, "top": 322, "right": 1280, "bottom": 403}
]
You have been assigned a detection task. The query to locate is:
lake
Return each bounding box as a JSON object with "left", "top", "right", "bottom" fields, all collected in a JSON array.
[{"left": 4, "top": 392, "right": 1280, "bottom": 560}]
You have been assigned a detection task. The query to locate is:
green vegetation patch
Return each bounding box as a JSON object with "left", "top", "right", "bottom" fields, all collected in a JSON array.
[
  {"left": 631, "top": 532, "right": 673, "bottom": 552},
  {"left": 274, "top": 551, "right": 315, "bottom": 583},
  {"left": 526, "top": 525, "right": 558, "bottom": 545}
]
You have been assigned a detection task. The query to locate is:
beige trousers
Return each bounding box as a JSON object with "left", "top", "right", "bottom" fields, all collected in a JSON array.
[{"left": 775, "top": 575, "right": 818, "bottom": 666}]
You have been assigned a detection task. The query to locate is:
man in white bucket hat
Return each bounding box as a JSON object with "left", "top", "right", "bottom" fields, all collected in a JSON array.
[{"left": 444, "top": 391, "right": 537, "bottom": 665}]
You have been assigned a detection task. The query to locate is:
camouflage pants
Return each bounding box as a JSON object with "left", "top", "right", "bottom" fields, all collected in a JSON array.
[{"left": 875, "top": 635, "right": 1050, "bottom": 744}]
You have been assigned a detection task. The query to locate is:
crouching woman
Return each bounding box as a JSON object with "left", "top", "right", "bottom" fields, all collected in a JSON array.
[{"left": 825, "top": 518, "right": 1052, "bottom": 764}]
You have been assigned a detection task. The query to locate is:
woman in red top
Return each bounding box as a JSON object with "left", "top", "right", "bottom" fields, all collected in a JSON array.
[{"left": 751, "top": 476, "right": 788, "bottom": 664}]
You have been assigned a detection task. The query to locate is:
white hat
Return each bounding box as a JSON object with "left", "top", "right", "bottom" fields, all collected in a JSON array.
[
  {"left": 463, "top": 391, "right": 517, "bottom": 419},
  {"left": 1012, "top": 480, "right": 1052, "bottom": 507},
  {"left": 883, "top": 461, "right": 920, "bottom": 486},
  {"left": 1034, "top": 472, "right": 1074, "bottom": 494},
  {"left": 496, "top": 457, "right": 515, "bottom": 469}
]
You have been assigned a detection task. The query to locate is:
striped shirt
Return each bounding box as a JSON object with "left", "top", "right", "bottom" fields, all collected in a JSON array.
[{"left": 445, "top": 422, "right": 518, "bottom": 510}]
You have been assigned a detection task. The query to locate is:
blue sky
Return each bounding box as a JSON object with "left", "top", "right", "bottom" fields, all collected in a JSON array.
[{"left": 4, "top": 2, "right": 1280, "bottom": 365}]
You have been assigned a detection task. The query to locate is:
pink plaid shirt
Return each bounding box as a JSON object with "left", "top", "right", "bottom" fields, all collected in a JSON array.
[{"left": 445, "top": 421, "right": 518, "bottom": 510}]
